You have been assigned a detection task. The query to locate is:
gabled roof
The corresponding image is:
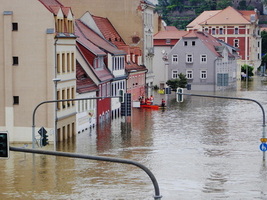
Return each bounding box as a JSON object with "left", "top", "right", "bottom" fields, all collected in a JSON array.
[
  {"left": 186, "top": 10, "right": 220, "bottom": 29},
  {"left": 76, "top": 62, "right": 98, "bottom": 94},
  {"left": 75, "top": 19, "right": 126, "bottom": 56},
  {"left": 75, "top": 22, "right": 106, "bottom": 56},
  {"left": 76, "top": 42, "right": 114, "bottom": 83},
  {"left": 39, "top": 0, "right": 73, "bottom": 16},
  {"left": 187, "top": 6, "right": 258, "bottom": 29},
  {"left": 182, "top": 31, "right": 224, "bottom": 57},
  {"left": 92, "top": 15, "right": 126, "bottom": 47},
  {"left": 199, "top": 6, "right": 256, "bottom": 25}
]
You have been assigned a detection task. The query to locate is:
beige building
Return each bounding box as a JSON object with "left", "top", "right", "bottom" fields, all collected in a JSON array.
[
  {"left": 60, "top": 0, "right": 162, "bottom": 93},
  {"left": 0, "top": 0, "right": 76, "bottom": 143}
]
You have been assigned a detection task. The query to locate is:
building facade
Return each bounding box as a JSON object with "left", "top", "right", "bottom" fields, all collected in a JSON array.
[
  {"left": 59, "top": 0, "right": 161, "bottom": 95},
  {"left": 0, "top": 0, "right": 76, "bottom": 143},
  {"left": 168, "top": 31, "right": 238, "bottom": 91},
  {"left": 153, "top": 27, "right": 188, "bottom": 89},
  {"left": 187, "top": 6, "right": 261, "bottom": 76}
]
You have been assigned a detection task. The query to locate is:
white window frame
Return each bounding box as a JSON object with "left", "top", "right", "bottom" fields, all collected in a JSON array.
[
  {"left": 172, "top": 70, "right": 178, "bottom": 79},
  {"left": 234, "top": 39, "right": 239, "bottom": 47},
  {"left": 200, "top": 70, "right": 207, "bottom": 79},
  {"left": 172, "top": 54, "right": 178, "bottom": 63},
  {"left": 186, "top": 70, "right": 193, "bottom": 79},
  {"left": 200, "top": 54, "right": 207, "bottom": 63},
  {"left": 234, "top": 27, "right": 239, "bottom": 34},
  {"left": 219, "top": 27, "right": 224, "bottom": 35},
  {"left": 212, "top": 28, "right": 216, "bottom": 35},
  {"left": 186, "top": 54, "right": 193, "bottom": 63}
]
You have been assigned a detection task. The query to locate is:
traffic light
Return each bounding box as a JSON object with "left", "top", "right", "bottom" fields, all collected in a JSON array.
[
  {"left": 176, "top": 88, "right": 184, "bottom": 102},
  {"left": 38, "top": 127, "right": 48, "bottom": 147},
  {"left": 118, "top": 89, "right": 124, "bottom": 103},
  {"left": 42, "top": 133, "right": 49, "bottom": 146},
  {"left": 0, "top": 132, "right": 9, "bottom": 159}
]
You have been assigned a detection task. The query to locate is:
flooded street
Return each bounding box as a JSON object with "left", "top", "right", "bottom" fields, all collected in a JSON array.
[{"left": 1, "top": 76, "right": 267, "bottom": 200}]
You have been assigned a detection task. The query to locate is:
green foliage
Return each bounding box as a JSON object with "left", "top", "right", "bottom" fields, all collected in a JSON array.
[
  {"left": 157, "top": 0, "right": 238, "bottom": 29},
  {"left": 166, "top": 73, "right": 188, "bottom": 90},
  {"left": 261, "top": 30, "right": 267, "bottom": 55},
  {"left": 241, "top": 64, "right": 254, "bottom": 80}
]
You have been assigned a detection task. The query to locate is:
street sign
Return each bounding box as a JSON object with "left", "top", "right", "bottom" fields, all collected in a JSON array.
[
  {"left": 38, "top": 127, "right": 48, "bottom": 147},
  {"left": 259, "top": 143, "right": 267, "bottom": 151}
]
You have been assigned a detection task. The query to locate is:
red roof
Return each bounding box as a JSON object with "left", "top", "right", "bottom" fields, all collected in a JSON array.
[
  {"left": 75, "top": 22, "right": 106, "bottom": 56},
  {"left": 76, "top": 62, "right": 98, "bottom": 94},
  {"left": 92, "top": 15, "right": 126, "bottom": 47},
  {"left": 75, "top": 19, "right": 126, "bottom": 56},
  {"left": 183, "top": 31, "right": 223, "bottom": 57},
  {"left": 154, "top": 29, "right": 188, "bottom": 39},
  {"left": 77, "top": 42, "right": 113, "bottom": 83}
]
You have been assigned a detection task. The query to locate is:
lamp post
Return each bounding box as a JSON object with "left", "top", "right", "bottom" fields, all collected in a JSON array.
[{"left": 52, "top": 78, "right": 61, "bottom": 151}]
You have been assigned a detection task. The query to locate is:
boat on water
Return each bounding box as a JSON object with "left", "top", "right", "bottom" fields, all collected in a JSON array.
[{"left": 140, "top": 104, "right": 166, "bottom": 110}]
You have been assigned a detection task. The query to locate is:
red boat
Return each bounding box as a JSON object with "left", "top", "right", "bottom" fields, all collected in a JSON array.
[{"left": 140, "top": 104, "right": 166, "bottom": 110}]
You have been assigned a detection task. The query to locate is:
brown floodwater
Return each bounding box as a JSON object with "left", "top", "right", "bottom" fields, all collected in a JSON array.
[{"left": 1, "top": 76, "right": 267, "bottom": 199}]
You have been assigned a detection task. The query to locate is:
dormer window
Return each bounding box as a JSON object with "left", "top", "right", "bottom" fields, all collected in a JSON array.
[
  {"left": 67, "top": 19, "right": 74, "bottom": 33},
  {"left": 56, "top": 18, "right": 64, "bottom": 33}
]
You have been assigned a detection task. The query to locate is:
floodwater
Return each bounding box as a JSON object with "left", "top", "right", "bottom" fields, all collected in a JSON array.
[{"left": 1, "top": 76, "right": 267, "bottom": 200}]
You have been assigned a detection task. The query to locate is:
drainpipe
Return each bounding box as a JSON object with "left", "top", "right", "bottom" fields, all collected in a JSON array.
[
  {"left": 54, "top": 38, "right": 59, "bottom": 150},
  {"left": 214, "top": 57, "right": 219, "bottom": 92}
]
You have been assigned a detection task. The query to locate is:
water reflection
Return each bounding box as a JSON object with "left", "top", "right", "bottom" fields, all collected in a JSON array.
[{"left": 1, "top": 76, "right": 267, "bottom": 199}]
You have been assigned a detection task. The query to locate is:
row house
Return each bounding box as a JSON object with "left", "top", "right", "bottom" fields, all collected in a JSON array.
[
  {"left": 168, "top": 31, "right": 238, "bottom": 91},
  {"left": 187, "top": 6, "right": 262, "bottom": 76},
  {"left": 153, "top": 26, "right": 188, "bottom": 89},
  {"left": 0, "top": 0, "right": 76, "bottom": 143},
  {"left": 59, "top": 0, "right": 161, "bottom": 96},
  {"left": 75, "top": 12, "right": 127, "bottom": 127},
  {"left": 91, "top": 15, "right": 147, "bottom": 102}
]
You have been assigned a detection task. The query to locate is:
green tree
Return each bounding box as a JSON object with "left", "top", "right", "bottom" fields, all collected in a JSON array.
[
  {"left": 166, "top": 73, "right": 188, "bottom": 90},
  {"left": 261, "top": 30, "right": 267, "bottom": 55},
  {"left": 217, "top": 0, "right": 232, "bottom": 9},
  {"left": 241, "top": 64, "right": 254, "bottom": 80}
]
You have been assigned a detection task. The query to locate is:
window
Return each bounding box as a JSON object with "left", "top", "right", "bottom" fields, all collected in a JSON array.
[
  {"left": 12, "top": 23, "right": 18, "bottom": 31},
  {"left": 192, "top": 41, "right": 195, "bottom": 46},
  {"left": 217, "top": 73, "right": 229, "bottom": 86},
  {"left": 186, "top": 54, "right": 193, "bottom": 63},
  {"left": 172, "top": 70, "right": 178, "bottom": 79},
  {"left": 219, "top": 28, "right": 224, "bottom": 35},
  {"left": 234, "top": 39, "right": 239, "bottom": 47},
  {"left": 13, "top": 57, "right": 19, "bottom": 65},
  {"left": 13, "top": 96, "right": 19, "bottom": 105},
  {"left": 200, "top": 54, "right": 207, "bottom": 63},
  {"left": 200, "top": 70, "right": 207, "bottom": 79},
  {"left": 234, "top": 27, "right": 239, "bottom": 34},
  {"left": 186, "top": 70, "right": 193, "bottom": 79},
  {"left": 184, "top": 41, "right": 188, "bottom": 46},
  {"left": 172, "top": 54, "right": 178, "bottom": 63}
]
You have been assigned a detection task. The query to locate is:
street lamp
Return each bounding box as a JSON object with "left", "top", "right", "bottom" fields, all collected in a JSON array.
[{"left": 52, "top": 78, "right": 61, "bottom": 151}]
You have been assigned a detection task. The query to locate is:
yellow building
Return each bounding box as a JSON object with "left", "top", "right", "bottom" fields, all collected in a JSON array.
[{"left": 0, "top": 0, "right": 76, "bottom": 143}]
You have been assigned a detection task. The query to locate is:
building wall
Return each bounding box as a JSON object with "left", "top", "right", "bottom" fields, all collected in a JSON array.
[
  {"left": 59, "top": 0, "right": 144, "bottom": 48},
  {"left": 0, "top": 0, "right": 77, "bottom": 143},
  {"left": 168, "top": 37, "right": 237, "bottom": 91},
  {"left": 201, "top": 23, "right": 261, "bottom": 72},
  {"left": 0, "top": 0, "right": 56, "bottom": 142}
]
